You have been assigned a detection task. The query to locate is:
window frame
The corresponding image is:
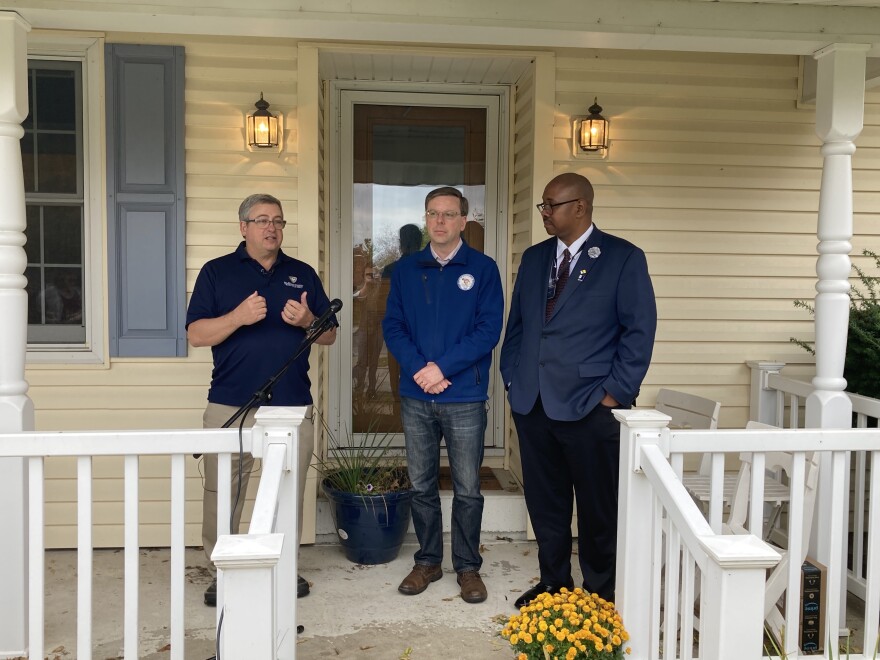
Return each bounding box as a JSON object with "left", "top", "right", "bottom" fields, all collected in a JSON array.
[{"left": 25, "top": 35, "right": 106, "bottom": 365}]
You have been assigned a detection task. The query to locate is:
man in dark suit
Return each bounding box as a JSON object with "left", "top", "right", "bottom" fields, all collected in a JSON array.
[{"left": 500, "top": 172, "right": 656, "bottom": 608}]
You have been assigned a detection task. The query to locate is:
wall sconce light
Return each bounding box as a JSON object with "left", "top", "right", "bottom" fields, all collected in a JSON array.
[
  {"left": 246, "top": 92, "right": 280, "bottom": 150},
  {"left": 572, "top": 97, "right": 609, "bottom": 158}
]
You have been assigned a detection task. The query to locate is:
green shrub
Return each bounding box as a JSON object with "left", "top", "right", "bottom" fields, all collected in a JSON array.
[{"left": 791, "top": 249, "right": 880, "bottom": 399}]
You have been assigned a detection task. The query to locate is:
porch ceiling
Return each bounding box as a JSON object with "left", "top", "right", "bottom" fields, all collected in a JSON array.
[{"left": 3, "top": 0, "right": 880, "bottom": 58}]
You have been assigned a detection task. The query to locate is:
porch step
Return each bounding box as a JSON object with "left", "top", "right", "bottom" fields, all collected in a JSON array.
[{"left": 314, "top": 468, "right": 528, "bottom": 542}]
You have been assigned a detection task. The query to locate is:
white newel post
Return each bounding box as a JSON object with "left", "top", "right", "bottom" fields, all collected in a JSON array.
[
  {"left": 252, "top": 406, "right": 304, "bottom": 660},
  {"left": 0, "top": 11, "right": 33, "bottom": 659},
  {"left": 213, "top": 534, "right": 284, "bottom": 660},
  {"left": 698, "top": 536, "right": 781, "bottom": 660},
  {"left": 747, "top": 360, "right": 786, "bottom": 425},
  {"left": 807, "top": 42, "right": 868, "bottom": 638},
  {"left": 213, "top": 406, "right": 304, "bottom": 659},
  {"left": 615, "top": 408, "right": 669, "bottom": 659}
]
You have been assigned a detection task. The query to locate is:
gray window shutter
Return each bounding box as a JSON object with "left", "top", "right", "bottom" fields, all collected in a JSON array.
[{"left": 105, "top": 44, "right": 186, "bottom": 357}]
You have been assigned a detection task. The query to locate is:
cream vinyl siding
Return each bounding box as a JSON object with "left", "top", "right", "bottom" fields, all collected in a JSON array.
[
  {"left": 505, "top": 61, "right": 538, "bottom": 486},
  {"left": 552, "top": 48, "right": 880, "bottom": 428},
  {"left": 27, "top": 34, "right": 307, "bottom": 548}
]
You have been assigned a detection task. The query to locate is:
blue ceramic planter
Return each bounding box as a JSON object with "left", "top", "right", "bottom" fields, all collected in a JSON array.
[{"left": 322, "top": 480, "right": 414, "bottom": 564}]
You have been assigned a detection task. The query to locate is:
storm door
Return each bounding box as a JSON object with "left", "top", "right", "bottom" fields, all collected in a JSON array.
[{"left": 331, "top": 88, "right": 506, "bottom": 451}]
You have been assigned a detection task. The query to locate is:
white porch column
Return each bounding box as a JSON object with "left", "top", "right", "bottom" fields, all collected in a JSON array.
[
  {"left": 806, "top": 42, "right": 868, "bottom": 637},
  {"left": 0, "top": 11, "right": 33, "bottom": 659}
]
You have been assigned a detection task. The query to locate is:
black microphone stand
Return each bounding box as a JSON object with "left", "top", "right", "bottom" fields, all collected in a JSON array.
[
  {"left": 193, "top": 317, "right": 337, "bottom": 458},
  {"left": 222, "top": 316, "right": 337, "bottom": 429}
]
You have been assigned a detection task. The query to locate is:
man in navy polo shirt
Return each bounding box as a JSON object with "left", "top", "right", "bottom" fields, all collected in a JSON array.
[{"left": 186, "top": 193, "right": 337, "bottom": 606}]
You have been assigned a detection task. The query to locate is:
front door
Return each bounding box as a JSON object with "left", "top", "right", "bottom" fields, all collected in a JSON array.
[{"left": 331, "top": 88, "right": 506, "bottom": 451}]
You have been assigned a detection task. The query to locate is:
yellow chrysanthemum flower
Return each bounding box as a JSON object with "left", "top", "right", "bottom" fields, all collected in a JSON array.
[{"left": 502, "top": 592, "right": 630, "bottom": 659}]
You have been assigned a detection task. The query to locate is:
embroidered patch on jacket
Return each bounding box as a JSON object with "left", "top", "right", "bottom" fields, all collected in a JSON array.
[{"left": 457, "top": 274, "right": 475, "bottom": 291}]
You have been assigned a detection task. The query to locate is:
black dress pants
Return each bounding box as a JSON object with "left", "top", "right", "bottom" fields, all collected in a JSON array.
[{"left": 513, "top": 396, "right": 622, "bottom": 602}]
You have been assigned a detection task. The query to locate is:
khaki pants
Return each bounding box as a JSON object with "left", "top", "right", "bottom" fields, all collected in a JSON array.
[{"left": 201, "top": 402, "right": 315, "bottom": 565}]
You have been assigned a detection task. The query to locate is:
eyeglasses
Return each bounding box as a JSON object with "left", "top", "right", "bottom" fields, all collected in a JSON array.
[
  {"left": 536, "top": 199, "right": 580, "bottom": 214},
  {"left": 246, "top": 217, "right": 287, "bottom": 229},
  {"left": 425, "top": 210, "right": 461, "bottom": 222}
]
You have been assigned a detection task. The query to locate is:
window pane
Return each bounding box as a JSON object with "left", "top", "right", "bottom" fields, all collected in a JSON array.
[
  {"left": 37, "top": 134, "right": 77, "bottom": 193},
  {"left": 25, "top": 206, "right": 41, "bottom": 263},
  {"left": 42, "top": 267, "right": 83, "bottom": 325},
  {"left": 21, "top": 133, "right": 34, "bottom": 192},
  {"left": 35, "top": 69, "right": 76, "bottom": 131},
  {"left": 25, "top": 266, "right": 43, "bottom": 324},
  {"left": 43, "top": 206, "right": 82, "bottom": 264}
]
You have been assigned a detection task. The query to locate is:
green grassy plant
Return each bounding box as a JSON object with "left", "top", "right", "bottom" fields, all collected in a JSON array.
[{"left": 313, "top": 413, "right": 411, "bottom": 495}]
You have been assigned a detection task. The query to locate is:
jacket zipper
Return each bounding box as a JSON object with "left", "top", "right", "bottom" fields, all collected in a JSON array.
[{"left": 421, "top": 273, "right": 431, "bottom": 304}]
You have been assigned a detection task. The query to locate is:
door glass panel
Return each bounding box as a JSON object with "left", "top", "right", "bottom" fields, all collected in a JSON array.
[{"left": 351, "top": 104, "right": 487, "bottom": 435}]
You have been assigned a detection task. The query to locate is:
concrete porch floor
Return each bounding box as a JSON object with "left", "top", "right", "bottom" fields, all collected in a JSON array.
[
  {"left": 39, "top": 540, "right": 874, "bottom": 659},
  {"left": 42, "top": 535, "right": 547, "bottom": 660}
]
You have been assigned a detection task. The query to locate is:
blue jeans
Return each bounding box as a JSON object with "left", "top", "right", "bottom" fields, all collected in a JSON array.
[{"left": 400, "top": 397, "right": 487, "bottom": 573}]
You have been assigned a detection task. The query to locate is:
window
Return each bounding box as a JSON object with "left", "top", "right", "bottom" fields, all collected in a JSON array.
[
  {"left": 24, "top": 37, "right": 105, "bottom": 363},
  {"left": 23, "top": 61, "right": 86, "bottom": 344}
]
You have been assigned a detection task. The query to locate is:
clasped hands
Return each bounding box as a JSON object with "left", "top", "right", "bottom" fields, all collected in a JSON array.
[
  {"left": 413, "top": 362, "right": 450, "bottom": 395},
  {"left": 234, "top": 291, "right": 314, "bottom": 329}
]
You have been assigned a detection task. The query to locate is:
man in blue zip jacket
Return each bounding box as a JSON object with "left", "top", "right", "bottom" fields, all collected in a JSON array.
[{"left": 382, "top": 186, "right": 504, "bottom": 603}]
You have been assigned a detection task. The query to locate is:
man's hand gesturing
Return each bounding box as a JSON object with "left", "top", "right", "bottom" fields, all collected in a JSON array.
[{"left": 233, "top": 291, "right": 267, "bottom": 326}]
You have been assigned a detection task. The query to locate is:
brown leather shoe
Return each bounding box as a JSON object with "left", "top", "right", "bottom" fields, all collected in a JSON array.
[
  {"left": 398, "top": 564, "right": 443, "bottom": 595},
  {"left": 457, "top": 570, "right": 487, "bottom": 603}
]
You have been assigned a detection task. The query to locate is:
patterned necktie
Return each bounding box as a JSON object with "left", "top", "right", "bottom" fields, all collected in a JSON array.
[{"left": 545, "top": 248, "right": 571, "bottom": 321}]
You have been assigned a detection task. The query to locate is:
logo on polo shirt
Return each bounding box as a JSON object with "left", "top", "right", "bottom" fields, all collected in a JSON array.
[{"left": 284, "top": 276, "right": 304, "bottom": 289}]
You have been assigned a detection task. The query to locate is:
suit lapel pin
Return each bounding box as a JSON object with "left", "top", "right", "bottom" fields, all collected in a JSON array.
[
  {"left": 577, "top": 269, "right": 587, "bottom": 282},
  {"left": 587, "top": 247, "right": 601, "bottom": 259}
]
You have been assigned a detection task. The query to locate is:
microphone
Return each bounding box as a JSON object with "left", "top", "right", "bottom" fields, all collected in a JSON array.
[{"left": 309, "top": 298, "right": 343, "bottom": 331}]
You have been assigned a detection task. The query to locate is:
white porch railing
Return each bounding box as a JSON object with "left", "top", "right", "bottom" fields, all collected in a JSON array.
[
  {"left": 750, "top": 361, "right": 880, "bottom": 615},
  {"left": 0, "top": 406, "right": 304, "bottom": 660},
  {"left": 616, "top": 408, "right": 880, "bottom": 660}
]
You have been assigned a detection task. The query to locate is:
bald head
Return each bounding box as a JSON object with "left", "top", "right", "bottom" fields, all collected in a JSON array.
[
  {"left": 539, "top": 173, "right": 595, "bottom": 244},
  {"left": 548, "top": 173, "right": 594, "bottom": 208}
]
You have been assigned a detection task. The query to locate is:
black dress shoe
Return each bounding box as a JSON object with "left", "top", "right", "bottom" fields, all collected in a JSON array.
[
  {"left": 204, "top": 578, "right": 217, "bottom": 607},
  {"left": 297, "top": 574, "right": 310, "bottom": 598},
  {"left": 514, "top": 581, "right": 574, "bottom": 609}
]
